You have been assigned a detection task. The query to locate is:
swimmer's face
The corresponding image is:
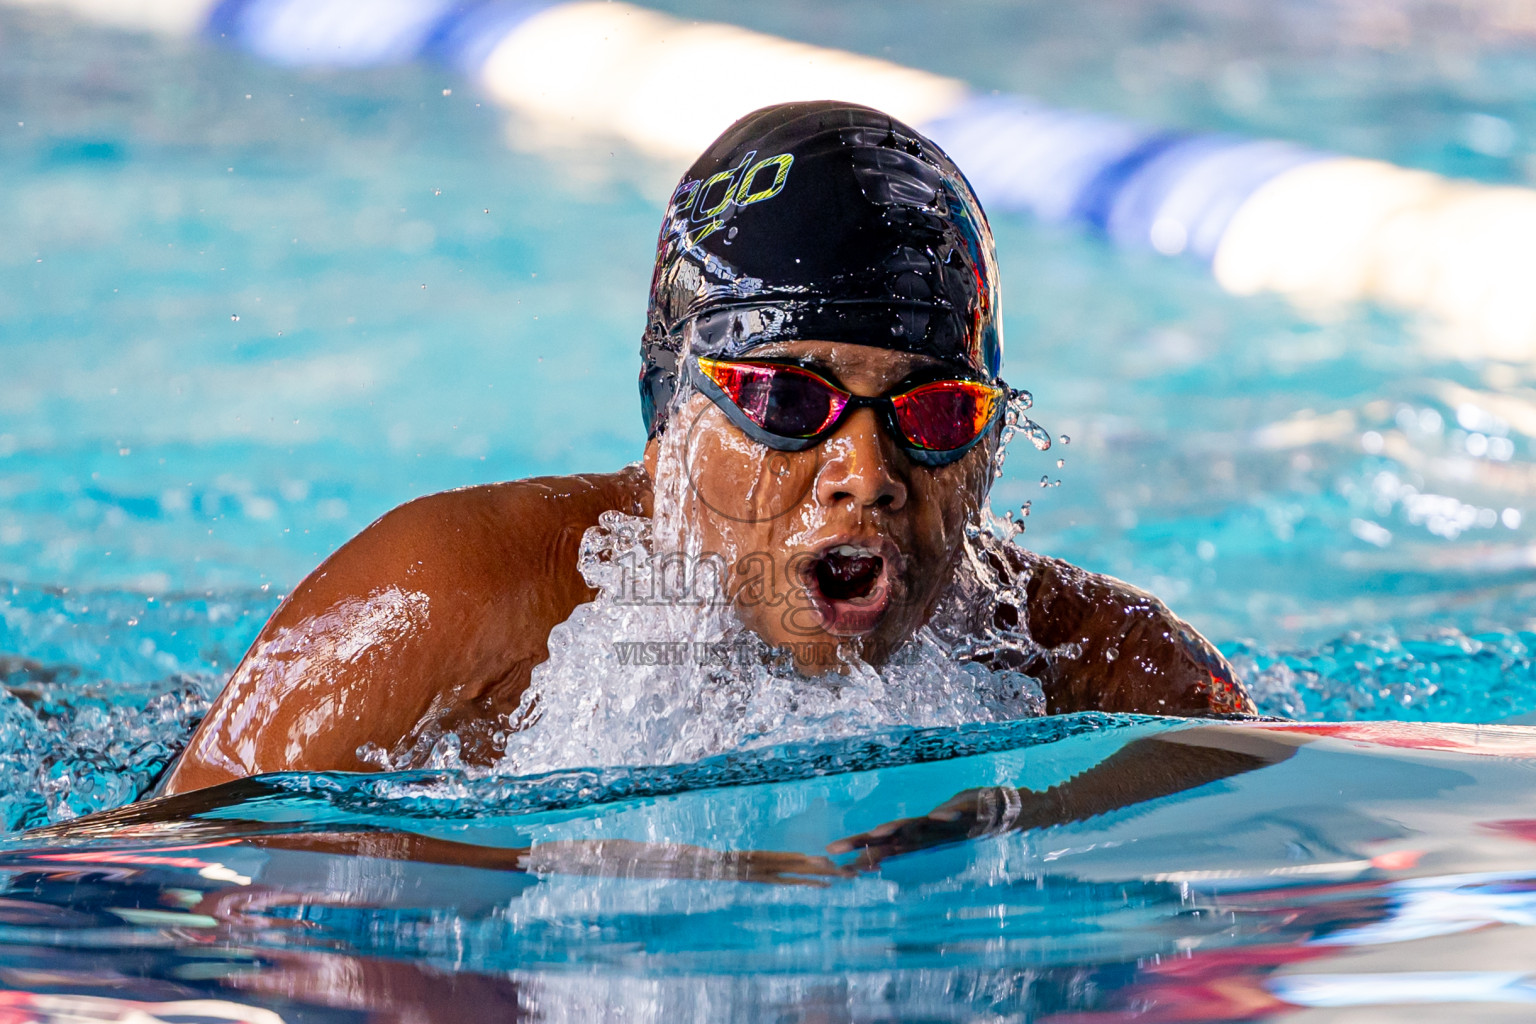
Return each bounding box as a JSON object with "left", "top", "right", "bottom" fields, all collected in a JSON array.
[{"left": 644, "top": 340, "right": 996, "bottom": 674}]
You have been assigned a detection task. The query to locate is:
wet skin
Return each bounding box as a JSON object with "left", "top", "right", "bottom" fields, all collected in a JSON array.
[
  {"left": 648, "top": 341, "right": 996, "bottom": 671},
  {"left": 164, "top": 340, "right": 1252, "bottom": 796}
]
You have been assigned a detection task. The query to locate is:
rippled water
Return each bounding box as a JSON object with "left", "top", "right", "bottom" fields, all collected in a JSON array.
[
  {"left": 11, "top": 716, "right": 1536, "bottom": 1021},
  {"left": 7, "top": 0, "right": 1536, "bottom": 1019}
]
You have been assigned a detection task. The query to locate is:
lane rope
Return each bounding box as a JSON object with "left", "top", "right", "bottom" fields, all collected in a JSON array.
[{"left": 9, "top": 0, "right": 1536, "bottom": 351}]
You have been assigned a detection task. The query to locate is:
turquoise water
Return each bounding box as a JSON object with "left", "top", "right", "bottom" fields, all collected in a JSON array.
[
  {"left": 13, "top": 716, "right": 1536, "bottom": 1020},
  {"left": 8, "top": 1, "right": 1536, "bottom": 1018}
]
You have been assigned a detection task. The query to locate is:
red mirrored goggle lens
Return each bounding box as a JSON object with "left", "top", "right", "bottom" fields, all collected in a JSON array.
[
  {"left": 699, "top": 357, "right": 1004, "bottom": 452},
  {"left": 891, "top": 379, "right": 1004, "bottom": 451},
  {"left": 697, "top": 358, "right": 846, "bottom": 438}
]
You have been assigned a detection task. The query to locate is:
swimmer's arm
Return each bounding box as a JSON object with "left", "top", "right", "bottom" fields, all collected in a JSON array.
[
  {"left": 38, "top": 783, "right": 842, "bottom": 888},
  {"left": 830, "top": 727, "right": 1302, "bottom": 867},
  {"left": 977, "top": 541, "right": 1252, "bottom": 716},
  {"left": 164, "top": 468, "right": 649, "bottom": 795},
  {"left": 240, "top": 832, "right": 845, "bottom": 886}
]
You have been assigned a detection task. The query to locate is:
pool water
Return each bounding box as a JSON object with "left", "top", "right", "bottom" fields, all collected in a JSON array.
[
  {"left": 8, "top": 1, "right": 1536, "bottom": 1019},
  {"left": 15, "top": 716, "right": 1536, "bottom": 1021}
]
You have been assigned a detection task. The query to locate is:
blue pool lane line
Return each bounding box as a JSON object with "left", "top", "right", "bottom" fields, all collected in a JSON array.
[
  {"left": 919, "top": 97, "right": 1325, "bottom": 262},
  {"left": 11, "top": 0, "right": 1536, "bottom": 355}
]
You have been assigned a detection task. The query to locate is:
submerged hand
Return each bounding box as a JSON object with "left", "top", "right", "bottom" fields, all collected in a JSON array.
[{"left": 828, "top": 786, "right": 1043, "bottom": 869}]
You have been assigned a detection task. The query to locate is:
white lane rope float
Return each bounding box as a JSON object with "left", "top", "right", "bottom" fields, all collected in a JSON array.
[{"left": 8, "top": 0, "right": 1536, "bottom": 356}]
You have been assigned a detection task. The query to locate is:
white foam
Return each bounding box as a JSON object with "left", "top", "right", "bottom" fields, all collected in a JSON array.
[{"left": 491, "top": 507, "right": 1043, "bottom": 775}]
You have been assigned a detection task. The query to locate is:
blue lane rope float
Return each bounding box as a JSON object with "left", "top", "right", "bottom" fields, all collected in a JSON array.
[{"left": 11, "top": 0, "right": 1536, "bottom": 355}]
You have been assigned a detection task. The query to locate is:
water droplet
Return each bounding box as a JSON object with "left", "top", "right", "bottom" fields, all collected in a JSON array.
[
  {"left": 1040, "top": 475, "right": 1050, "bottom": 488},
  {"left": 1059, "top": 434, "right": 1070, "bottom": 445},
  {"left": 1056, "top": 458, "right": 1064, "bottom": 468},
  {"left": 432, "top": 188, "right": 442, "bottom": 196},
  {"left": 1023, "top": 418, "right": 1052, "bottom": 451},
  {"left": 441, "top": 88, "right": 452, "bottom": 96},
  {"left": 229, "top": 314, "right": 239, "bottom": 322},
  {"left": 1015, "top": 390, "right": 1033, "bottom": 411},
  {"left": 1053, "top": 479, "right": 1061, "bottom": 487}
]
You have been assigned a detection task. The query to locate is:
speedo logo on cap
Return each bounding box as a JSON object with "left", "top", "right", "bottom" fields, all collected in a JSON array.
[{"left": 671, "top": 150, "right": 794, "bottom": 249}]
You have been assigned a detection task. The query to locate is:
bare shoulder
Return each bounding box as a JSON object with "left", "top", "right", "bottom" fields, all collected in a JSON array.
[
  {"left": 257, "top": 467, "right": 651, "bottom": 633},
  {"left": 165, "top": 466, "right": 650, "bottom": 792},
  {"left": 967, "top": 535, "right": 1253, "bottom": 717},
  {"left": 368, "top": 465, "right": 649, "bottom": 550}
]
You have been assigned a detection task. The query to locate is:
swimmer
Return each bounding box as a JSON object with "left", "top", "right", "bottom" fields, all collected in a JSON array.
[{"left": 162, "top": 101, "right": 1252, "bottom": 796}]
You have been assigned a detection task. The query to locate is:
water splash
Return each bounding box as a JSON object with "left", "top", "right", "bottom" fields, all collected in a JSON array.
[
  {"left": 451, "top": 377, "right": 1062, "bottom": 774},
  {"left": 480, "top": 512, "right": 1045, "bottom": 775},
  {"left": 993, "top": 389, "right": 1051, "bottom": 479},
  {"left": 1230, "top": 628, "right": 1536, "bottom": 722},
  {"left": 0, "top": 660, "right": 215, "bottom": 831},
  {"left": 0, "top": 583, "right": 262, "bottom": 832}
]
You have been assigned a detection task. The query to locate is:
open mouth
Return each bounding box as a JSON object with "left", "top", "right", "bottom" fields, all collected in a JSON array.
[
  {"left": 803, "top": 541, "right": 897, "bottom": 637},
  {"left": 814, "top": 545, "right": 885, "bottom": 602}
]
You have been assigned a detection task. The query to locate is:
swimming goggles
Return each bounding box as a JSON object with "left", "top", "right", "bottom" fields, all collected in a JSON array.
[{"left": 689, "top": 356, "right": 1007, "bottom": 467}]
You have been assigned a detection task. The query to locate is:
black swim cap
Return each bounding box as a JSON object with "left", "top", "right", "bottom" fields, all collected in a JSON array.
[{"left": 640, "top": 100, "right": 1004, "bottom": 438}]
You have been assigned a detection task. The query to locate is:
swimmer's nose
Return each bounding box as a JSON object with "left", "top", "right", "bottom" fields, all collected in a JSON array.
[{"left": 816, "top": 408, "right": 908, "bottom": 512}]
